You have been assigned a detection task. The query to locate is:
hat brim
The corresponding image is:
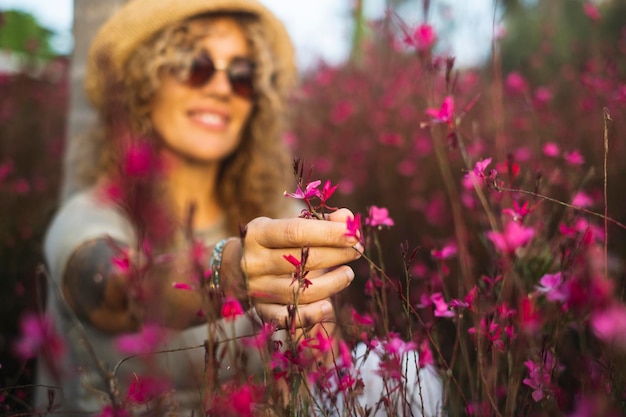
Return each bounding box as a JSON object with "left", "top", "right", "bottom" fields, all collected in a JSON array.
[{"left": 85, "top": 0, "right": 296, "bottom": 108}]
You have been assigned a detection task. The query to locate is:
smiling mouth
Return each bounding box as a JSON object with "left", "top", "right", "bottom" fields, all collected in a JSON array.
[{"left": 190, "top": 112, "right": 228, "bottom": 129}]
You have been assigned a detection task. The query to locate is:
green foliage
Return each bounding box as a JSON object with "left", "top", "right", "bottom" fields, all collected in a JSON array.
[
  {"left": 0, "top": 10, "right": 57, "bottom": 59},
  {"left": 499, "top": 0, "right": 626, "bottom": 80}
]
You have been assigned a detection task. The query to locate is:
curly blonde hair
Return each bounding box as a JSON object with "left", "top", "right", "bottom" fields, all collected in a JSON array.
[{"left": 72, "top": 13, "right": 294, "bottom": 234}]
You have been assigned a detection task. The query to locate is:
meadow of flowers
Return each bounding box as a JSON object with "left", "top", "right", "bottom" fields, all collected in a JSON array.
[{"left": 3, "top": 0, "right": 626, "bottom": 416}]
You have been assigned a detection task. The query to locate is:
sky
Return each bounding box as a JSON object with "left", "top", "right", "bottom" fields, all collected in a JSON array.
[{"left": 0, "top": 0, "right": 496, "bottom": 69}]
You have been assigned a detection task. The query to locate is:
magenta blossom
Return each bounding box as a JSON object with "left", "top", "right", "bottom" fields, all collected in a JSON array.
[
  {"left": 14, "top": 313, "right": 65, "bottom": 361},
  {"left": 418, "top": 340, "right": 434, "bottom": 368},
  {"left": 590, "top": 304, "right": 626, "bottom": 348},
  {"left": 431, "top": 292, "right": 455, "bottom": 318},
  {"left": 284, "top": 179, "right": 321, "bottom": 200},
  {"left": 502, "top": 200, "right": 531, "bottom": 222},
  {"left": 384, "top": 333, "right": 417, "bottom": 355},
  {"left": 345, "top": 213, "right": 362, "bottom": 239},
  {"left": 431, "top": 243, "right": 457, "bottom": 260},
  {"left": 505, "top": 72, "right": 528, "bottom": 94},
  {"left": 123, "top": 141, "right": 158, "bottom": 178},
  {"left": 365, "top": 205, "right": 394, "bottom": 228},
  {"left": 404, "top": 23, "right": 437, "bottom": 51},
  {"left": 523, "top": 353, "right": 561, "bottom": 402},
  {"left": 115, "top": 323, "right": 165, "bottom": 355},
  {"left": 572, "top": 191, "right": 594, "bottom": 208},
  {"left": 536, "top": 272, "right": 568, "bottom": 303},
  {"left": 583, "top": 2, "right": 601, "bottom": 21},
  {"left": 425, "top": 96, "right": 454, "bottom": 124},
  {"left": 542, "top": 142, "right": 560, "bottom": 157},
  {"left": 319, "top": 179, "right": 338, "bottom": 207},
  {"left": 127, "top": 375, "right": 171, "bottom": 404},
  {"left": 486, "top": 221, "right": 535, "bottom": 254},
  {"left": 563, "top": 149, "right": 585, "bottom": 165},
  {"left": 221, "top": 297, "right": 245, "bottom": 321},
  {"left": 111, "top": 249, "right": 131, "bottom": 274}
]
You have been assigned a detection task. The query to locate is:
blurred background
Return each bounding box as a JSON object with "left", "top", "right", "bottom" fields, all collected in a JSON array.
[{"left": 1, "top": 0, "right": 625, "bottom": 413}]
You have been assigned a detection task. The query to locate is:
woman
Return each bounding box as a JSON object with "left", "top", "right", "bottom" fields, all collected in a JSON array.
[{"left": 35, "top": 0, "right": 442, "bottom": 415}]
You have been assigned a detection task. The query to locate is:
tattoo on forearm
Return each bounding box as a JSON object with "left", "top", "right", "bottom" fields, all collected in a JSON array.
[{"left": 63, "top": 239, "right": 121, "bottom": 324}]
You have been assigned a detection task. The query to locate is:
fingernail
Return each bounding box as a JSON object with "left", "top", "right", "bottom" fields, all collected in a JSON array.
[
  {"left": 353, "top": 243, "right": 364, "bottom": 254},
  {"left": 346, "top": 268, "right": 355, "bottom": 283}
]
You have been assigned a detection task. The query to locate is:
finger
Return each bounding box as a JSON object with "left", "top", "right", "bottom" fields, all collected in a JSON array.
[
  {"left": 255, "top": 300, "right": 335, "bottom": 329},
  {"left": 247, "top": 217, "right": 357, "bottom": 249},
  {"left": 248, "top": 265, "right": 354, "bottom": 305},
  {"left": 243, "top": 246, "right": 361, "bottom": 276},
  {"left": 326, "top": 208, "right": 355, "bottom": 223}
]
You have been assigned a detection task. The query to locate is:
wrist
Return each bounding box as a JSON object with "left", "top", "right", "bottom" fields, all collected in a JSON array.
[{"left": 217, "top": 237, "right": 248, "bottom": 307}]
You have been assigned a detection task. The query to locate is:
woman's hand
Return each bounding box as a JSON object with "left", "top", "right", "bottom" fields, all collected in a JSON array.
[{"left": 240, "top": 208, "right": 361, "bottom": 326}]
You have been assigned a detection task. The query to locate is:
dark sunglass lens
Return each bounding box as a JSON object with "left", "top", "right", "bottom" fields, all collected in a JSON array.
[
  {"left": 187, "top": 55, "right": 215, "bottom": 87},
  {"left": 228, "top": 60, "right": 255, "bottom": 98}
]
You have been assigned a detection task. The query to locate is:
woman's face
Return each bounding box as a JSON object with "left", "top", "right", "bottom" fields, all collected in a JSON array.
[{"left": 150, "top": 17, "right": 254, "bottom": 164}]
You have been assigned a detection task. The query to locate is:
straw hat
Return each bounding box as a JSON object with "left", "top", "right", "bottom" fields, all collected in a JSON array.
[{"left": 84, "top": 0, "right": 296, "bottom": 109}]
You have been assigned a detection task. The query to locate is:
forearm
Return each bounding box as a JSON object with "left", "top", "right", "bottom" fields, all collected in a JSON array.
[{"left": 147, "top": 238, "right": 249, "bottom": 329}]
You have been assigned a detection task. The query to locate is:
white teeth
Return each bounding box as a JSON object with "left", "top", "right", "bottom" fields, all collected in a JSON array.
[{"left": 196, "top": 113, "right": 223, "bottom": 125}]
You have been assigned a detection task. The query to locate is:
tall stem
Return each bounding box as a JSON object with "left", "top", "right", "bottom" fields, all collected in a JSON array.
[{"left": 350, "top": 0, "right": 365, "bottom": 63}]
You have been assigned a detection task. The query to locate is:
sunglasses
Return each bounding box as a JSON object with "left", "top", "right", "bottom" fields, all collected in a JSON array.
[{"left": 185, "top": 52, "right": 256, "bottom": 99}]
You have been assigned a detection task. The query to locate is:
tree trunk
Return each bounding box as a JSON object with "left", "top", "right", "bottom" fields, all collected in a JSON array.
[{"left": 61, "top": 0, "right": 127, "bottom": 201}]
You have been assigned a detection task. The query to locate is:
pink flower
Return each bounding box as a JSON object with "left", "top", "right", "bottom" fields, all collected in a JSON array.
[
  {"left": 284, "top": 179, "right": 321, "bottom": 200},
  {"left": 0, "top": 160, "right": 13, "bottom": 183},
  {"left": 243, "top": 322, "right": 275, "bottom": 349},
  {"left": 505, "top": 72, "right": 528, "bottom": 94},
  {"left": 283, "top": 254, "right": 301, "bottom": 268},
  {"left": 572, "top": 191, "right": 594, "bottom": 208},
  {"left": 536, "top": 272, "right": 568, "bottom": 303},
  {"left": 450, "top": 285, "right": 477, "bottom": 311},
  {"left": 486, "top": 221, "right": 535, "bottom": 254},
  {"left": 385, "top": 333, "right": 417, "bottom": 355},
  {"left": 502, "top": 200, "right": 530, "bottom": 222},
  {"left": 338, "top": 340, "right": 353, "bottom": 369},
  {"left": 127, "top": 375, "right": 171, "bottom": 404},
  {"left": 345, "top": 213, "right": 362, "bottom": 239},
  {"left": 431, "top": 243, "right": 457, "bottom": 260},
  {"left": 425, "top": 96, "right": 454, "bottom": 124},
  {"left": 365, "top": 205, "right": 394, "bottom": 228},
  {"left": 172, "top": 282, "right": 193, "bottom": 290},
  {"left": 230, "top": 384, "right": 258, "bottom": 417},
  {"left": 115, "top": 324, "right": 165, "bottom": 355},
  {"left": 319, "top": 180, "right": 338, "bottom": 206},
  {"left": 330, "top": 100, "right": 354, "bottom": 124},
  {"left": 563, "top": 149, "right": 585, "bottom": 165},
  {"left": 583, "top": 3, "right": 601, "bottom": 21},
  {"left": 124, "top": 142, "right": 157, "bottom": 178},
  {"left": 111, "top": 249, "right": 131, "bottom": 273},
  {"left": 473, "top": 158, "right": 493, "bottom": 178},
  {"left": 417, "top": 340, "right": 434, "bottom": 368},
  {"left": 590, "top": 304, "right": 626, "bottom": 348},
  {"left": 523, "top": 353, "right": 561, "bottom": 402},
  {"left": 351, "top": 309, "right": 374, "bottom": 326},
  {"left": 301, "top": 329, "right": 334, "bottom": 353},
  {"left": 431, "top": 292, "right": 455, "bottom": 318},
  {"left": 542, "top": 142, "right": 560, "bottom": 157},
  {"left": 533, "top": 86, "right": 552, "bottom": 105},
  {"left": 404, "top": 23, "right": 437, "bottom": 51},
  {"left": 14, "top": 313, "right": 65, "bottom": 361},
  {"left": 221, "top": 297, "right": 244, "bottom": 321}
]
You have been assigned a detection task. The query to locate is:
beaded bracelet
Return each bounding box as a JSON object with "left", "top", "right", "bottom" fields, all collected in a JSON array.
[{"left": 208, "top": 238, "right": 230, "bottom": 291}]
